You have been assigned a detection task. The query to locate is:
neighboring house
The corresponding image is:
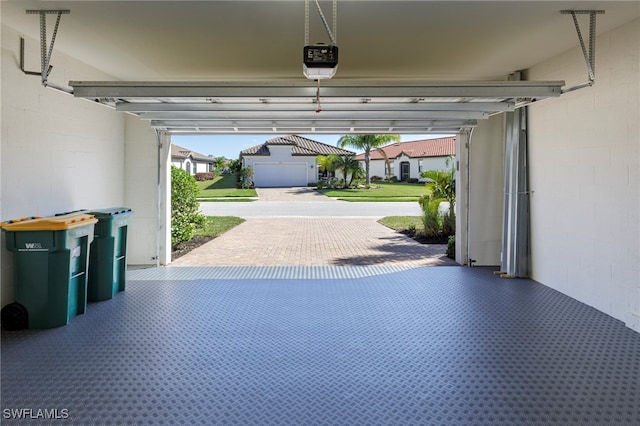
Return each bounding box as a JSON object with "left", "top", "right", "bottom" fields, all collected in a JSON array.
[
  {"left": 354, "top": 136, "right": 456, "bottom": 182},
  {"left": 241, "top": 135, "right": 354, "bottom": 187},
  {"left": 171, "top": 144, "right": 214, "bottom": 175}
]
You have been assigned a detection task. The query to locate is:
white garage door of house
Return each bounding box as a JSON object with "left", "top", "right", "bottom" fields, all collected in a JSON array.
[{"left": 254, "top": 163, "right": 307, "bottom": 187}]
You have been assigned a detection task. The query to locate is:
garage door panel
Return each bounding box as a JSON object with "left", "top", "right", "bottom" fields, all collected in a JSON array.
[{"left": 254, "top": 163, "right": 307, "bottom": 187}]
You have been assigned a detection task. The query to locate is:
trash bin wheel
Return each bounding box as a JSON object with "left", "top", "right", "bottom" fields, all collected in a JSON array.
[{"left": 1, "top": 303, "right": 28, "bottom": 331}]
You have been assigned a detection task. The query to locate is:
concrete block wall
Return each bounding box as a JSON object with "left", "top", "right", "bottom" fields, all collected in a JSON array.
[
  {"left": 527, "top": 19, "right": 639, "bottom": 330},
  {"left": 1, "top": 25, "right": 126, "bottom": 305}
]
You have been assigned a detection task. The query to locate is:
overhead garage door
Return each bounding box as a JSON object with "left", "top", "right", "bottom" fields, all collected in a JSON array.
[{"left": 253, "top": 163, "right": 307, "bottom": 187}]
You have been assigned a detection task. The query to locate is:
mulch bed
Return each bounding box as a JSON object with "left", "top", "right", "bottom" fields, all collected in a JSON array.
[
  {"left": 398, "top": 230, "right": 449, "bottom": 245},
  {"left": 171, "top": 235, "right": 215, "bottom": 260}
]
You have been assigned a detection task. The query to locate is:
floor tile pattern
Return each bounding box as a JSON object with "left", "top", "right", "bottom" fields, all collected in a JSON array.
[
  {"left": 128, "top": 265, "right": 430, "bottom": 281},
  {"left": 2, "top": 267, "right": 639, "bottom": 425}
]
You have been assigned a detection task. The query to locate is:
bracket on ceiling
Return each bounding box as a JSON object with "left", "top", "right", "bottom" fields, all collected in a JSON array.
[
  {"left": 19, "top": 37, "right": 45, "bottom": 77},
  {"left": 560, "top": 9, "right": 605, "bottom": 93},
  {"left": 21, "top": 9, "right": 72, "bottom": 94}
]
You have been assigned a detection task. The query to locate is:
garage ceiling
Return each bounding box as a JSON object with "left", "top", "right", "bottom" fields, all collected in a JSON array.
[{"left": 3, "top": 1, "right": 638, "bottom": 134}]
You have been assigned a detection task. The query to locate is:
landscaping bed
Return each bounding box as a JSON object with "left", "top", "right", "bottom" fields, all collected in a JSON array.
[
  {"left": 172, "top": 235, "right": 216, "bottom": 260},
  {"left": 171, "top": 216, "right": 245, "bottom": 260},
  {"left": 397, "top": 229, "right": 449, "bottom": 245},
  {"left": 378, "top": 215, "right": 452, "bottom": 245}
]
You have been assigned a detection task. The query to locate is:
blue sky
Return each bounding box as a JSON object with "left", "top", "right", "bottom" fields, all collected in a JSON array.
[{"left": 171, "top": 134, "right": 454, "bottom": 159}]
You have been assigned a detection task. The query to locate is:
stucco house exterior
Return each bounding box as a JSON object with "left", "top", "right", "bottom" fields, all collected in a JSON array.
[
  {"left": 240, "top": 135, "right": 354, "bottom": 187},
  {"left": 355, "top": 137, "right": 456, "bottom": 182},
  {"left": 171, "top": 144, "right": 214, "bottom": 175}
]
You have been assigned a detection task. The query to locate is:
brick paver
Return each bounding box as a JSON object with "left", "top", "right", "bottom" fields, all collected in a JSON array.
[
  {"left": 171, "top": 217, "right": 456, "bottom": 267},
  {"left": 255, "top": 187, "right": 338, "bottom": 202}
]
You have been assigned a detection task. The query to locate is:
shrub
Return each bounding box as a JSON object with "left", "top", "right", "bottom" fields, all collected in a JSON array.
[
  {"left": 331, "top": 178, "right": 345, "bottom": 188},
  {"left": 442, "top": 210, "right": 456, "bottom": 237},
  {"left": 171, "top": 166, "right": 205, "bottom": 246},
  {"left": 194, "top": 172, "right": 216, "bottom": 181},
  {"left": 239, "top": 166, "right": 254, "bottom": 189},
  {"left": 316, "top": 178, "right": 329, "bottom": 189},
  {"left": 418, "top": 194, "right": 441, "bottom": 239},
  {"left": 407, "top": 223, "right": 417, "bottom": 235},
  {"left": 228, "top": 159, "right": 242, "bottom": 183},
  {"left": 351, "top": 178, "right": 365, "bottom": 188},
  {"left": 387, "top": 176, "right": 398, "bottom": 183},
  {"left": 446, "top": 235, "right": 455, "bottom": 259},
  {"left": 371, "top": 175, "right": 383, "bottom": 182},
  {"left": 407, "top": 178, "right": 419, "bottom": 184}
]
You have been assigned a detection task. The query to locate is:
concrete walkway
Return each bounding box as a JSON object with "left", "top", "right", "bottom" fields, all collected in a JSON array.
[{"left": 173, "top": 187, "right": 452, "bottom": 267}]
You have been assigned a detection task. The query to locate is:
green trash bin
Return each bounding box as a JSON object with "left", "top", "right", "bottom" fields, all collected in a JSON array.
[
  {"left": 0, "top": 213, "right": 98, "bottom": 329},
  {"left": 86, "top": 207, "right": 133, "bottom": 302}
]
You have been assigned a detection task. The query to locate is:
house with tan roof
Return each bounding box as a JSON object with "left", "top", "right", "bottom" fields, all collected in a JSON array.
[
  {"left": 171, "top": 144, "right": 214, "bottom": 175},
  {"left": 241, "top": 135, "right": 354, "bottom": 187},
  {"left": 354, "top": 136, "right": 456, "bottom": 182}
]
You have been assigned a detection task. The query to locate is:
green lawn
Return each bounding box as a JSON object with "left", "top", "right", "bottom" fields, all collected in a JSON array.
[
  {"left": 378, "top": 216, "right": 424, "bottom": 232},
  {"left": 318, "top": 182, "right": 428, "bottom": 202},
  {"left": 196, "top": 174, "right": 257, "bottom": 200},
  {"left": 194, "top": 216, "right": 246, "bottom": 237}
]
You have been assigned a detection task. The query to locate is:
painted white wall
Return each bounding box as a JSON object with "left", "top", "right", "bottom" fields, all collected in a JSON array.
[
  {"left": 171, "top": 153, "right": 212, "bottom": 176},
  {"left": 172, "top": 159, "right": 211, "bottom": 175},
  {"left": 367, "top": 160, "right": 388, "bottom": 180},
  {"left": 366, "top": 156, "right": 451, "bottom": 181},
  {"left": 527, "top": 19, "right": 639, "bottom": 331},
  {"left": 194, "top": 161, "right": 210, "bottom": 174},
  {"left": 467, "top": 116, "right": 505, "bottom": 266},
  {"left": 124, "top": 118, "right": 171, "bottom": 266},
  {"left": 1, "top": 25, "right": 125, "bottom": 306},
  {"left": 455, "top": 132, "right": 470, "bottom": 265},
  {"left": 455, "top": 118, "right": 505, "bottom": 267},
  {"left": 417, "top": 157, "right": 452, "bottom": 180}
]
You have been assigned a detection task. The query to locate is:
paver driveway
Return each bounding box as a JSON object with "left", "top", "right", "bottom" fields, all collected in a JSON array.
[{"left": 172, "top": 188, "right": 456, "bottom": 267}]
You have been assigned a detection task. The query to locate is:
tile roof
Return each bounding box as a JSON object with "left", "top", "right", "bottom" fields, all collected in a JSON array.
[
  {"left": 354, "top": 136, "right": 456, "bottom": 160},
  {"left": 171, "top": 144, "right": 213, "bottom": 162},
  {"left": 241, "top": 135, "right": 355, "bottom": 157}
]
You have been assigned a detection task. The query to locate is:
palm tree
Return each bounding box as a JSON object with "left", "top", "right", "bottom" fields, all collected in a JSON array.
[
  {"left": 348, "top": 162, "right": 365, "bottom": 187},
  {"left": 211, "top": 156, "right": 226, "bottom": 174},
  {"left": 316, "top": 155, "right": 338, "bottom": 179},
  {"left": 374, "top": 146, "right": 392, "bottom": 179},
  {"left": 330, "top": 154, "right": 361, "bottom": 188},
  {"left": 337, "top": 134, "right": 400, "bottom": 186},
  {"left": 421, "top": 156, "right": 456, "bottom": 207},
  {"left": 421, "top": 156, "right": 456, "bottom": 236}
]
